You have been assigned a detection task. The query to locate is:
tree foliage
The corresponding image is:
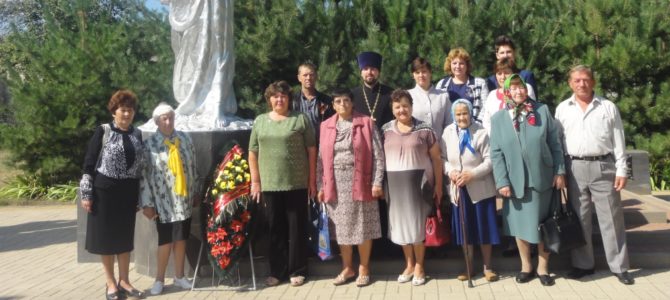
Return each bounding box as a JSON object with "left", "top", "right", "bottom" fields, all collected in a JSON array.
[
  {"left": 0, "top": 0, "right": 172, "bottom": 185},
  {"left": 232, "top": 0, "right": 670, "bottom": 189},
  {"left": 1, "top": 0, "right": 669, "bottom": 189}
]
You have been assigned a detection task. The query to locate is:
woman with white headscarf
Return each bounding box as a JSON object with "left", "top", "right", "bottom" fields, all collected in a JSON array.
[
  {"left": 140, "top": 103, "right": 200, "bottom": 295},
  {"left": 442, "top": 99, "right": 500, "bottom": 282}
]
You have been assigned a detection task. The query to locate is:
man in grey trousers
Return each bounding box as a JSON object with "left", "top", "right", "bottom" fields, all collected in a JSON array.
[{"left": 554, "top": 65, "right": 633, "bottom": 285}]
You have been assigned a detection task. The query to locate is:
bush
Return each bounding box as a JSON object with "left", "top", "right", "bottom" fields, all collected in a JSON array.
[{"left": 0, "top": 175, "right": 77, "bottom": 204}]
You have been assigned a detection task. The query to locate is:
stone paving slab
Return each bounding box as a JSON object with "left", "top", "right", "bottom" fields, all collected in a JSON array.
[{"left": 1, "top": 205, "right": 669, "bottom": 299}]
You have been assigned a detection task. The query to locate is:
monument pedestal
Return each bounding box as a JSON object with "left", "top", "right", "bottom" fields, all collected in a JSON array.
[
  {"left": 77, "top": 129, "right": 251, "bottom": 278},
  {"left": 625, "top": 150, "right": 651, "bottom": 195}
]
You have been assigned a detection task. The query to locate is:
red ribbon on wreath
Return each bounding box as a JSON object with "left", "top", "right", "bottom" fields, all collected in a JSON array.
[{"left": 212, "top": 145, "right": 251, "bottom": 217}]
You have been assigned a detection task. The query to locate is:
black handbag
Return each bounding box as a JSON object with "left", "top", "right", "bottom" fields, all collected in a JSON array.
[
  {"left": 538, "top": 189, "right": 586, "bottom": 254},
  {"left": 306, "top": 197, "right": 321, "bottom": 254}
]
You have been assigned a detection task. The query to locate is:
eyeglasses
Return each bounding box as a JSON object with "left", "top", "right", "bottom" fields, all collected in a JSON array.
[
  {"left": 333, "top": 99, "right": 352, "bottom": 105},
  {"left": 508, "top": 85, "right": 527, "bottom": 92}
]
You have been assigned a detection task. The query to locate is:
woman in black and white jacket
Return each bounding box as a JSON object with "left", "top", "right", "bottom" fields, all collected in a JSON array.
[
  {"left": 79, "top": 90, "right": 146, "bottom": 300},
  {"left": 436, "top": 47, "right": 489, "bottom": 122}
]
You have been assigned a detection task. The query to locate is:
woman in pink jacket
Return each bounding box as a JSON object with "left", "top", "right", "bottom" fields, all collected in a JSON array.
[{"left": 317, "top": 88, "right": 385, "bottom": 287}]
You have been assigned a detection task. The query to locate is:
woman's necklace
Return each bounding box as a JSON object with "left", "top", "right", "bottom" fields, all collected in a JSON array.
[{"left": 362, "top": 84, "right": 381, "bottom": 121}]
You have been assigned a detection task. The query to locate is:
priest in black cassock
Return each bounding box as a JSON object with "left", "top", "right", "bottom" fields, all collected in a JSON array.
[
  {"left": 351, "top": 51, "right": 397, "bottom": 257},
  {"left": 351, "top": 51, "right": 394, "bottom": 129}
]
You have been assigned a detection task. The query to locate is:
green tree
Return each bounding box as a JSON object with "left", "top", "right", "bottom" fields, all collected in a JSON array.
[
  {"left": 2, "top": 0, "right": 669, "bottom": 190},
  {"left": 0, "top": 0, "right": 172, "bottom": 185},
  {"left": 230, "top": 0, "right": 670, "bottom": 189}
]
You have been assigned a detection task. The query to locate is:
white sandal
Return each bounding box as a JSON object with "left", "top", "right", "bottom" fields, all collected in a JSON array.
[
  {"left": 412, "top": 276, "right": 426, "bottom": 286},
  {"left": 397, "top": 273, "right": 413, "bottom": 283},
  {"left": 290, "top": 275, "right": 305, "bottom": 287}
]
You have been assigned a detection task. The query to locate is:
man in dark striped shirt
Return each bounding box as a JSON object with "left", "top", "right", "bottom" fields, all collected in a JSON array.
[{"left": 292, "top": 62, "right": 335, "bottom": 144}]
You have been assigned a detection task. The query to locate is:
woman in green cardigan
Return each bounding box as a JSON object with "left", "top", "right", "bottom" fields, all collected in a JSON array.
[
  {"left": 489, "top": 74, "right": 565, "bottom": 286},
  {"left": 248, "top": 81, "right": 317, "bottom": 287}
]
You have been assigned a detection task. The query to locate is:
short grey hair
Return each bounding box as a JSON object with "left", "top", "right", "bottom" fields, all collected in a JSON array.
[
  {"left": 152, "top": 102, "right": 174, "bottom": 123},
  {"left": 568, "top": 65, "right": 594, "bottom": 80}
]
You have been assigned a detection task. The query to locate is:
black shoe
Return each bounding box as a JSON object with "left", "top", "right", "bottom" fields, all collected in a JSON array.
[
  {"left": 536, "top": 273, "right": 555, "bottom": 286},
  {"left": 566, "top": 267, "right": 595, "bottom": 279},
  {"left": 118, "top": 284, "right": 145, "bottom": 299},
  {"left": 613, "top": 271, "right": 634, "bottom": 285},
  {"left": 515, "top": 270, "right": 535, "bottom": 283},
  {"left": 105, "top": 287, "right": 120, "bottom": 300}
]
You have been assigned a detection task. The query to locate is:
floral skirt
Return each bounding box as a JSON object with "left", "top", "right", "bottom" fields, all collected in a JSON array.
[{"left": 326, "top": 167, "right": 381, "bottom": 245}]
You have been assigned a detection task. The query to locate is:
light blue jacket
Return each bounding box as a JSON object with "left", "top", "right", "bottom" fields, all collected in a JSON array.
[{"left": 489, "top": 102, "right": 565, "bottom": 199}]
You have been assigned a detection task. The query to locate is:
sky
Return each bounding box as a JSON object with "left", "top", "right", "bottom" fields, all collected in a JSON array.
[{"left": 144, "top": 0, "right": 166, "bottom": 11}]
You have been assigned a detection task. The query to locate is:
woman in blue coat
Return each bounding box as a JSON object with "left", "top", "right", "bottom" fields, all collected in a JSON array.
[{"left": 489, "top": 74, "right": 565, "bottom": 286}]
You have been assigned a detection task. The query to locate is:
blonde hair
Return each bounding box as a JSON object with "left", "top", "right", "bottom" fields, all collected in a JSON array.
[{"left": 443, "top": 47, "right": 473, "bottom": 75}]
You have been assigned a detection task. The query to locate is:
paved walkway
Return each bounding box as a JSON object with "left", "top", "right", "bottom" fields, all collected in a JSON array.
[{"left": 1, "top": 205, "right": 669, "bottom": 299}]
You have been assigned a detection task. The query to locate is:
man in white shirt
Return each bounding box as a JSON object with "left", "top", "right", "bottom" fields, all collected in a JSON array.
[{"left": 554, "top": 65, "right": 633, "bottom": 285}]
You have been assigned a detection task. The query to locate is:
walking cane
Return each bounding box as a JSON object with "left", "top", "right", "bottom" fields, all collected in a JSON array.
[
  {"left": 454, "top": 150, "right": 474, "bottom": 287},
  {"left": 454, "top": 184, "right": 474, "bottom": 288}
]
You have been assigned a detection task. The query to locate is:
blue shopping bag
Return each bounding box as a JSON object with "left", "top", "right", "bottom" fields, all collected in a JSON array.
[{"left": 317, "top": 203, "right": 334, "bottom": 261}]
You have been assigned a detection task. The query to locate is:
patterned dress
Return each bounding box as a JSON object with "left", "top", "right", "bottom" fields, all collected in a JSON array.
[
  {"left": 382, "top": 118, "right": 437, "bottom": 245},
  {"left": 139, "top": 131, "right": 199, "bottom": 224},
  {"left": 317, "top": 119, "right": 384, "bottom": 245}
]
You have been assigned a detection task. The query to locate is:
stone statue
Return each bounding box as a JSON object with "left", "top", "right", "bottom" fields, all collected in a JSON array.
[{"left": 141, "top": 0, "right": 250, "bottom": 131}]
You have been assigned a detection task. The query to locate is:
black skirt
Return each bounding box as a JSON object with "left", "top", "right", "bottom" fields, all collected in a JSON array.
[
  {"left": 85, "top": 174, "right": 139, "bottom": 255},
  {"left": 156, "top": 218, "right": 192, "bottom": 246}
]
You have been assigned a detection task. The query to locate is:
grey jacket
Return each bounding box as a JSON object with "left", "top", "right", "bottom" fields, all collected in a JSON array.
[{"left": 441, "top": 122, "right": 496, "bottom": 203}]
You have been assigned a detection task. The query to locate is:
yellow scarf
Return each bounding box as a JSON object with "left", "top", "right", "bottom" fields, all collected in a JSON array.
[{"left": 164, "top": 137, "right": 187, "bottom": 197}]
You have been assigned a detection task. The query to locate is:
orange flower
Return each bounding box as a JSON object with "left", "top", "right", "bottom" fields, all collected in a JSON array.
[
  {"left": 220, "top": 241, "right": 233, "bottom": 254},
  {"left": 232, "top": 235, "right": 245, "bottom": 247},
  {"left": 215, "top": 227, "right": 228, "bottom": 240},
  {"left": 240, "top": 211, "right": 251, "bottom": 223},
  {"left": 211, "top": 246, "right": 225, "bottom": 257},
  {"left": 230, "top": 220, "right": 244, "bottom": 233},
  {"left": 218, "top": 256, "right": 231, "bottom": 269},
  {"left": 206, "top": 232, "right": 217, "bottom": 244}
]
